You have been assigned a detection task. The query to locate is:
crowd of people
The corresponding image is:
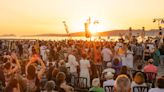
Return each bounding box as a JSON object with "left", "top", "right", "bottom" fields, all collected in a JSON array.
[{"left": 0, "top": 32, "right": 163, "bottom": 92}]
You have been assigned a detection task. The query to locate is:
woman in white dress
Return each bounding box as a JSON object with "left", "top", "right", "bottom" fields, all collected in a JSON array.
[
  {"left": 126, "top": 46, "right": 134, "bottom": 69},
  {"left": 79, "top": 53, "right": 91, "bottom": 87}
]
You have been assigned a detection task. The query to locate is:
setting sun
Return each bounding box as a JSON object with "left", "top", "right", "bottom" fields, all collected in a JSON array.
[{"left": 89, "top": 23, "right": 107, "bottom": 34}]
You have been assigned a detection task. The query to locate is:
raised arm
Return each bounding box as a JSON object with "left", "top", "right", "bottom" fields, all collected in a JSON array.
[
  {"left": 11, "top": 53, "right": 21, "bottom": 73},
  {"left": 37, "top": 57, "right": 46, "bottom": 80},
  {"left": 25, "top": 56, "right": 37, "bottom": 75}
]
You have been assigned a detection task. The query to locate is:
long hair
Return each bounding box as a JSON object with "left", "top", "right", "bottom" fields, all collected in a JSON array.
[
  {"left": 27, "top": 65, "right": 36, "bottom": 79},
  {"left": 114, "top": 75, "right": 131, "bottom": 92}
]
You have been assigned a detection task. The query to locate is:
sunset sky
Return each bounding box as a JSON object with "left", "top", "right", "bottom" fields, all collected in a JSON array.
[{"left": 0, "top": 0, "right": 164, "bottom": 35}]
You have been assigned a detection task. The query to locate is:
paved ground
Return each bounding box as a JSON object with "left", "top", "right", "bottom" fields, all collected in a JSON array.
[{"left": 158, "top": 65, "right": 164, "bottom": 76}]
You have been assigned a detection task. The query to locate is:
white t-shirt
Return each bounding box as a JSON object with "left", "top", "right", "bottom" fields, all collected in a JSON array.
[
  {"left": 68, "top": 54, "right": 79, "bottom": 73},
  {"left": 101, "top": 48, "right": 113, "bottom": 62},
  {"left": 103, "top": 80, "right": 115, "bottom": 89},
  {"left": 28, "top": 45, "right": 33, "bottom": 56},
  {"left": 149, "top": 88, "right": 164, "bottom": 92},
  {"left": 102, "top": 68, "right": 115, "bottom": 74},
  {"left": 40, "top": 45, "right": 47, "bottom": 56},
  {"left": 131, "top": 81, "right": 147, "bottom": 92},
  {"left": 79, "top": 59, "right": 90, "bottom": 72}
]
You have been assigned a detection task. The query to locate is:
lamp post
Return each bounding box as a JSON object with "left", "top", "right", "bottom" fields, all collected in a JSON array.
[
  {"left": 129, "top": 27, "right": 132, "bottom": 42},
  {"left": 141, "top": 27, "right": 145, "bottom": 42}
]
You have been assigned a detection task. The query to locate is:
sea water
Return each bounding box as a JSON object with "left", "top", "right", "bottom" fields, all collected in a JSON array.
[
  {"left": 0, "top": 36, "right": 148, "bottom": 42},
  {"left": 0, "top": 36, "right": 120, "bottom": 41}
]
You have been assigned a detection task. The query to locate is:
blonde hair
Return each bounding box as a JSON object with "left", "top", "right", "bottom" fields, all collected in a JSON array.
[
  {"left": 134, "top": 72, "right": 145, "bottom": 85},
  {"left": 114, "top": 74, "right": 131, "bottom": 92}
]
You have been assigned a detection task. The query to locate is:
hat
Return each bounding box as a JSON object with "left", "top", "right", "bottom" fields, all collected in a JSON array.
[
  {"left": 105, "top": 72, "right": 114, "bottom": 79},
  {"left": 92, "top": 78, "right": 100, "bottom": 87}
]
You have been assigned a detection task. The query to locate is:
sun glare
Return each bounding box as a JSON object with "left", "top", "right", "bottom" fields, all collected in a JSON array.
[
  {"left": 89, "top": 24, "right": 97, "bottom": 33},
  {"left": 89, "top": 22, "right": 108, "bottom": 34},
  {"left": 80, "top": 17, "right": 110, "bottom": 34}
]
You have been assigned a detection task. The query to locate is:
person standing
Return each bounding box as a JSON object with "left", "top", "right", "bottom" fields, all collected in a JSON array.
[
  {"left": 144, "top": 46, "right": 151, "bottom": 62},
  {"left": 17, "top": 42, "right": 23, "bottom": 57},
  {"left": 34, "top": 41, "right": 40, "bottom": 55},
  {"left": 79, "top": 53, "right": 91, "bottom": 87},
  {"left": 135, "top": 43, "right": 144, "bottom": 64},
  {"left": 118, "top": 45, "right": 126, "bottom": 66},
  {"left": 93, "top": 46, "right": 102, "bottom": 65},
  {"left": 3, "top": 53, "right": 21, "bottom": 86},
  {"left": 101, "top": 45, "right": 113, "bottom": 69},
  {"left": 152, "top": 47, "right": 160, "bottom": 66},
  {"left": 25, "top": 55, "right": 46, "bottom": 92},
  {"left": 68, "top": 50, "right": 79, "bottom": 84},
  {"left": 159, "top": 44, "right": 164, "bottom": 66},
  {"left": 157, "top": 31, "right": 163, "bottom": 48},
  {"left": 40, "top": 43, "right": 47, "bottom": 62},
  {"left": 126, "top": 46, "right": 134, "bottom": 69}
]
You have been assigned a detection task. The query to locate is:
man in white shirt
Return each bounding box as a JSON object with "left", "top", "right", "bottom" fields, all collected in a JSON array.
[
  {"left": 101, "top": 45, "right": 113, "bottom": 68},
  {"left": 68, "top": 51, "right": 79, "bottom": 74},
  {"left": 149, "top": 76, "right": 164, "bottom": 92},
  {"left": 68, "top": 50, "right": 79, "bottom": 84},
  {"left": 103, "top": 72, "right": 115, "bottom": 89},
  {"left": 28, "top": 45, "right": 33, "bottom": 57},
  {"left": 102, "top": 62, "right": 115, "bottom": 74},
  {"left": 40, "top": 44, "right": 47, "bottom": 61}
]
